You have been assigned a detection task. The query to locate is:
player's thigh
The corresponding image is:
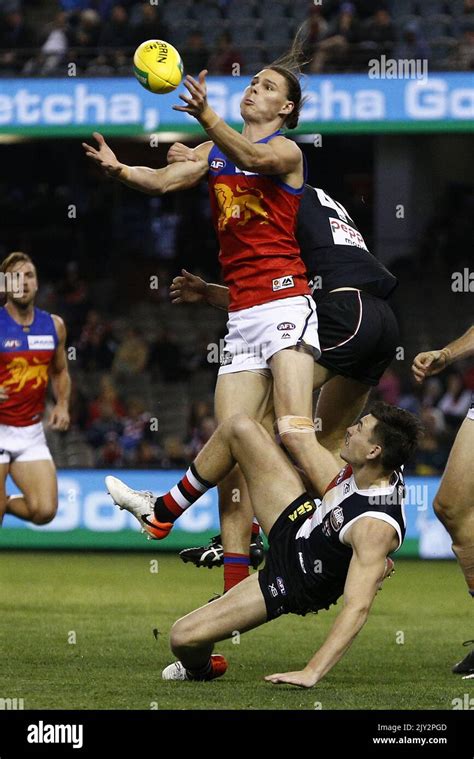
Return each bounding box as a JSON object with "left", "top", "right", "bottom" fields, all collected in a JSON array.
[
  {"left": 316, "top": 375, "right": 370, "bottom": 439},
  {"left": 435, "top": 418, "right": 474, "bottom": 521},
  {"left": 269, "top": 347, "right": 314, "bottom": 417},
  {"left": 9, "top": 459, "right": 58, "bottom": 510},
  {"left": 0, "top": 463, "right": 9, "bottom": 521},
  {"left": 171, "top": 573, "right": 267, "bottom": 649},
  {"left": 214, "top": 370, "right": 272, "bottom": 424},
  {"left": 228, "top": 415, "right": 305, "bottom": 536}
]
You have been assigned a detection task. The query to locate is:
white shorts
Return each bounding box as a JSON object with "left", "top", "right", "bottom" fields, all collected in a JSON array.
[
  {"left": 218, "top": 294, "right": 320, "bottom": 375},
  {"left": 0, "top": 421, "right": 52, "bottom": 464}
]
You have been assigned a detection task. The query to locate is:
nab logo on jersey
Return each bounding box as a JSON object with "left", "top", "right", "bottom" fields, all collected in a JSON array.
[
  {"left": 210, "top": 158, "right": 226, "bottom": 172},
  {"left": 272, "top": 276, "right": 294, "bottom": 292},
  {"left": 2, "top": 339, "right": 21, "bottom": 349},
  {"left": 330, "top": 506, "right": 344, "bottom": 532}
]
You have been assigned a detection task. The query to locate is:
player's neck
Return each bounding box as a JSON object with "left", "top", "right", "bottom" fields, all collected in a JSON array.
[
  {"left": 5, "top": 300, "right": 35, "bottom": 325},
  {"left": 352, "top": 465, "right": 393, "bottom": 492},
  {"left": 241, "top": 120, "right": 283, "bottom": 143}
]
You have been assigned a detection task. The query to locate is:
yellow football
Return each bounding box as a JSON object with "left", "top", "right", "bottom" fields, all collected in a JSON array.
[{"left": 133, "top": 39, "right": 184, "bottom": 94}]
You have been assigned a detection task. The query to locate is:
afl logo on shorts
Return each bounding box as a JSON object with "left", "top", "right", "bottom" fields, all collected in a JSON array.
[
  {"left": 210, "top": 158, "right": 226, "bottom": 172},
  {"left": 277, "top": 322, "right": 295, "bottom": 331},
  {"left": 276, "top": 576, "right": 287, "bottom": 596},
  {"left": 330, "top": 506, "right": 344, "bottom": 532}
]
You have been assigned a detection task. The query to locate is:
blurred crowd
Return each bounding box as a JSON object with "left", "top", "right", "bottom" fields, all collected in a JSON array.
[{"left": 0, "top": 0, "right": 473, "bottom": 76}]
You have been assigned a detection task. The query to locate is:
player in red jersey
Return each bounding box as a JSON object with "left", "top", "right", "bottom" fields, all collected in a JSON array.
[
  {"left": 84, "top": 57, "right": 338, "bottom": 587},
  {"left": 0, "top": 252, "right": 71, "bottom": 526}
]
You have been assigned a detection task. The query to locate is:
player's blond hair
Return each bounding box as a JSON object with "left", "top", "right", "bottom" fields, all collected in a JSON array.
[{"left": 0, "top": 251, "right": 35, "bottom": 274}]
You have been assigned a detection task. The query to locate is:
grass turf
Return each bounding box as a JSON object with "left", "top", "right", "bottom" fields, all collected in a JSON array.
[{"left": 0, "top": 552, "right": 472, "bottom": 710}]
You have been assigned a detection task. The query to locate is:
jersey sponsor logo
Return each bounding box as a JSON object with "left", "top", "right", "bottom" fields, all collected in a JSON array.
[
  {"left": 2, "top": 338, "right": 22, "bottom": 349},
  {"left": 4, "top": 356, "right": 49, "bottom": 392},
  {"left": 330, "top": 505, "right": 344, "bottom": 532},
  {"left": 27, "top": 335, "right": 55, "bottom": 350},
  {"left": 281, "top": 332, "right": 291, "bottom": 339},
  {"left": 329, "top": 218, "right": 369, "bottom": 251},
  {"left": 277, "top": 322, "right": 296, "bottom": 331},
  {"left": 288, "top": 499, "right": 315, "bottom": 522},
  {"left": 210, "top": 158, "right": 226, "bottom": 171},
  {"left": 214, "top": 183, "right": 269, "bottom": 230},
  {"left": 220, "top": 350, "right": 233, "bottom": 366},
  {"left": 272, "top": 275, "right": 294, "bottom": 292},
  {"left": 276, "top": 576, "right": 287, "bottom": 595}
]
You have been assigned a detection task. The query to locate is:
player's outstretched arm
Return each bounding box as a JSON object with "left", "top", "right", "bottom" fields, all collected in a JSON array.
[
  {"left": 170, "top": 269, "right": 230, "bottom": 310},
  {"left": 412, "top": 325, "right": 474, "bottom": 383},
  {"left": 48, "top": 315, "right": 71, "bottom": 431},
  {"left": 265, "top": 519, "right": 397, "bottom": 688},
  {"left": 82, "top": 132, "right": 211, "bottom": 195}
]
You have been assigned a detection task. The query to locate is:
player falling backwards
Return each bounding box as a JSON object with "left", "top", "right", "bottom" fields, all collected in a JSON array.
[
  {"left": 0, "top": 252, "right": 71, "bottom": 527},
  {"left": 107, "top": 402, "right": 420, "bottom": 685},
  {"left": 168, "top": 180, "right": 398, "bottom": 575},
  {"left": 412, "top": 327, "right": 474, "bottom": 676},
  {"left": 83, "top": 36, "right": 331, "bottom": 590}
]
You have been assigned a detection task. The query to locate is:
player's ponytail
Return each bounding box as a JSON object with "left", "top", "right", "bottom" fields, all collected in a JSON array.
[{"left": 268, "top": 21, "right": 311, "bottom": 130}]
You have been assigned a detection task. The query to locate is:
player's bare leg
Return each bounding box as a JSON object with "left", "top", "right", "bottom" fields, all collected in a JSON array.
[
  {"left": 0, "top": 463, "right": 9, "bottom": 526},
  {"left": 433, "top": 418, "right": 474, "bottom": 595},
  {"left": 315, "top": 374, "right": 370, "bottom": 466},
  {"left": 6, "top": 460, "right": 58, "bottom": 525},
  {"left": 270, "top": 347, "right": 338, "bottom": 496}
]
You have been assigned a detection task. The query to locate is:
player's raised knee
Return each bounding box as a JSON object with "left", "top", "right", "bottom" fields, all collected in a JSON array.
[
  {"left": 224, "top": 413, "right": 259, "bottom": 441},
  {"left": 29, "top": 501, "right": 58, "bottom": 525}
]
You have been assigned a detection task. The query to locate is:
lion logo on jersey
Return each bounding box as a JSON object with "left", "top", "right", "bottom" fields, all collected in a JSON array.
[
  {"left": 4, "top": 356, "right": 49, "bottom": 392},
  {"left": 214, "top": 184, "right": 269, "bottom": 230}
]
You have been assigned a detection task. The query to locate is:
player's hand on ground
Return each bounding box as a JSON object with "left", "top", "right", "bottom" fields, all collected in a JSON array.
[
  {"left": 411, "top": 349, "right": 449, "bottom": 383},
  {"left": 264, "top": 669, "right": 317, "bottom": 688},
  {"left": 170, "top": 269, "right": 207, "bottom": 304},
  {"left": 48, "top": 403, "right": 70, "bottom": 431},
  {"left": 173, "top": 70, "right": 209, "bottom": 117},
  {"left": 82, "top": 132, "right": 123, "bottom": 178},
  {"left": 167, "top": 142, "right": 197, "bottom": 164},
  {"left": 0, "top": 385, "right": 9, "bottom": 403}
]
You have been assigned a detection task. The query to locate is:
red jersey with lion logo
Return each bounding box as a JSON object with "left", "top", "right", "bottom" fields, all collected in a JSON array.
[
  {"left": 0, "top": 307, "right": 58, "bottom": 426},
  {"left": 207, "top": 129, "right": 310, "bottom": 311}
]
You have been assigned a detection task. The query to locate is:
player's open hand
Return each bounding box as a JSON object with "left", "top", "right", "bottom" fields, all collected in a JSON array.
[
  {"left": 173, "top": 70, "right": 209, "bottom": 118},
  {"left": 82, "top": 132, "right": 123, "bottom": 178},
  {"left": 48, "top": 403, "right": 70, "bottom": 432},
  {"left": 170, "top": 269, "right": 207, "bottom": 304},
  {"left": 411, "top": 349, "right": 449, "bottom": 383},
  {"left": 167, "top": 142, "right": 197, "bottom": 164},
  {"left": 265, "top": 670, "right": 317, "bottom": 688},
  {"left": 0, "top": 386, "right": 9, "bottom": 403}
]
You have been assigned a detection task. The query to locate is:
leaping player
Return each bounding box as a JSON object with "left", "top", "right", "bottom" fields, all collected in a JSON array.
[
  {"left": 83, "top": 61, "right": 333, "bottom": 588},
  {"left": 412, "top": 327, "right": 474, "bottom": 676},
  {"left": 0, "top": 252, "right": 71, "bottom": 527}
]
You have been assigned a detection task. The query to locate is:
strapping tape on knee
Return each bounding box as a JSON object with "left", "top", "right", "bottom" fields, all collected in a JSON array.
[{"left": 277, "top": 416, "right": 315, "bottom": 437}]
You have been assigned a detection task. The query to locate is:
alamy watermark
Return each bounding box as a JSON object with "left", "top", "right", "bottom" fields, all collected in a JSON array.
[
  {"left": 368, "top": 56, "right": 428, "bottom": 81},
  {"left": 0, "top": 271, "right": 24, "bottom": 297}
]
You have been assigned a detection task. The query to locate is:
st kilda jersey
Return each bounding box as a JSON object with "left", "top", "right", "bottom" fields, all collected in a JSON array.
[
  {"left": 0, "top": 307, "right": 58, "bottom": 426},
  {"left": 296, "top": 185, "right": 398, "bottom": 304},
  {"left": 293, "top": 464, "right": 406, "bottom": 612},
  {"left": 207, "top": 129, "right": 310, "bottom": 312}
]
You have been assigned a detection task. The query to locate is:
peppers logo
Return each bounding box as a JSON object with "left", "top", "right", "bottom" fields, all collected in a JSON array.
[
  {"left": 4, "top": 356, "right": 49, "bottom": 392},
  {"left": 214, "top": 184, "right": 269, "bottom": 230}
]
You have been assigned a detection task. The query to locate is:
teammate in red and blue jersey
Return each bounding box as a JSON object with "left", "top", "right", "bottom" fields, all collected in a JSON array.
[
  {"left": 0, "top": 252, "right": 71, "bottom": 526},
  {"left": 84, "top": 59, "right": 337, "bottom": 586}
]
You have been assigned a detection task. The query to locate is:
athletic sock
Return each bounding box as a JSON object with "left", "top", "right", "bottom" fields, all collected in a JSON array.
[
  {"left": 154, "top": 463, "right": 214, "bottom": 523},
  {"left": 251, "top": 519, "right": 260, "bottom": 539},
  {"left": 186, "top": 658, "right": 213, "bottom": 681},
  {"left": 223, "top": 553, "right": 250, "bottom": 592}
]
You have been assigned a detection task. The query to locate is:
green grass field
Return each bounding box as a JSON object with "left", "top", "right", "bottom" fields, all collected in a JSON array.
[{"left": 0, "top": 552, "right": 472, "bottom": 710}]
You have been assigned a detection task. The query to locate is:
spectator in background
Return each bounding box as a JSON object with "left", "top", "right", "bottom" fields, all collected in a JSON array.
[
  {"left": 310, "top": 2, "right": 362, "bottom": 73},
  {"left": 362, "top": 7, "right": 395, "bottom": 60},
  {"left": 86, "top": 399, "right": 124, "bottom": 449},
  {"left": 23, "top": 10, "right": 69, "bottom": 75},
  {"left": 112, "top": 326, "right": 149, "bottom": 375},
  {"left": 303, "top": 4, "right": 328, "bottom": 60},
  {"left": 437, "top": 371, "right": 472, "bottom": 430},
  {"left": 134, "top": 439, "right": 163, "bottom": 468},
  {"left": 160, "top": 436, "right": 188, "bottom": 469},
  {"left": 394, "top": 21, "right": 430, "bottom": 65},
  {"left": 0, "top": 9, "right": 36, "bottom": 73},
  {"left": 181, "top": 30, "right": 209, "bottom": 76},
  {"left": 207, "top": 31, "right": 243, "bottom": 75},
  {"left": 87, "top": 375, "right": 126, "bottom": 427},
  {"left": 120, "top": 397, "right": 152, "bottom": 462},
  {"left": 148, "top": 327, "right": 187, "bottom": 382},
  {"left": 131, "top": 3, "right": 170, "bottom": 48},
  {"left": 375, "top": 367, "right": 400, "bottom": 406},
  {"left": 187, "top": 415, "right": 217, "bottom": 458},
  {"left": 98, "top": 4, "right": 133, "bottom": 69},
  {"left": 421, "top": 376, "right": 443, "bottom": 409},
  {"left": 57, "top": 261, "right": 90, "bottom": 342},
  {"left": 414, "top": 407, "right": 449, "bottom": 476},
  {"left": 448, "top": 22, "right": 474, "bottom": 71},
  {"left": 77, "top": 309, "right": 116, "bottom": 371},
  {"left": 68, "top": 8, "right": 101, "bottom": 70},
  {"left": 96, "top": 431, "right": 125, "bottom": 467}
]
